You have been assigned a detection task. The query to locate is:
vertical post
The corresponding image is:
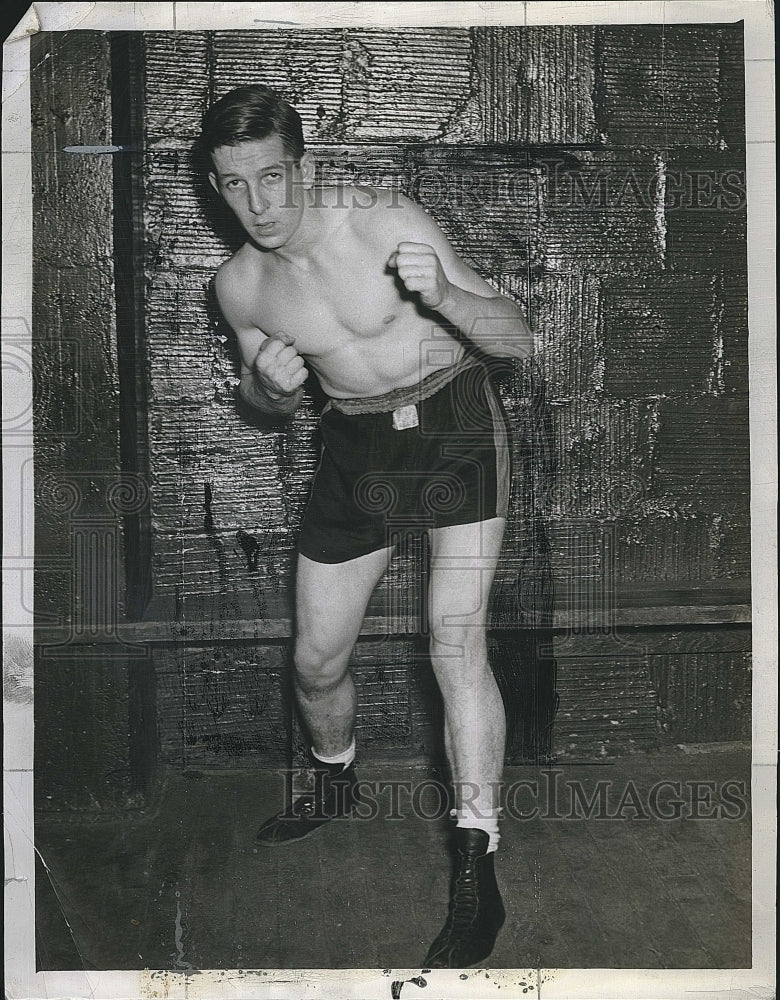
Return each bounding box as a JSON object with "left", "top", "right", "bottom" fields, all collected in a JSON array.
[
  {"left": 111, "top": 32, "right": 158, "bottom": 793},
  {"left": 111, "top": 32, "right": 153, "bottom": 621}
]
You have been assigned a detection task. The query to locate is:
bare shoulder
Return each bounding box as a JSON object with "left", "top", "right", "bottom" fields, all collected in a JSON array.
[
  {"left": 346, "top": 187, "right": 443, "bottom": 244},
  {"left": 315, "top": 184, "right": 436, "bottom": 241},
  {"left": 215, "top": 246, "right": 257, "bottom": 302},
  {"left": 214, "top": 246, "right": 264, "bottom": 326},
  {"left": 352, "top": 187, "right": 498, "bottom": 294}
]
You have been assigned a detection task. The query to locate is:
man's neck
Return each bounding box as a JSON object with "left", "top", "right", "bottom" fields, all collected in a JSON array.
[{"left": 268, "top": 192, "right": 333, "bottom": 266}]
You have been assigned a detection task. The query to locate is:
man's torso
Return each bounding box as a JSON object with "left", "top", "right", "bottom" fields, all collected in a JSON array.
[{"left": 223, "top": 187, "right": 463, "bottom": 398}]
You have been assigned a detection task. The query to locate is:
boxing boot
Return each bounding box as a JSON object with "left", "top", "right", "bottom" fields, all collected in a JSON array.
[
  {"left": 424, "top": 828, "right": 505, "bottom": 968},
  {"left": 256, "top": 759, "right": 360, "bottom": 846}
]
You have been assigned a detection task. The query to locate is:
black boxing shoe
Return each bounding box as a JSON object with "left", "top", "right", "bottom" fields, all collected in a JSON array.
[
  {"left": 423, "top": 828, "right": 505, "bottom": 968},
  {"left": 256, "top": 761, "right": 360, "bottom": 846}
]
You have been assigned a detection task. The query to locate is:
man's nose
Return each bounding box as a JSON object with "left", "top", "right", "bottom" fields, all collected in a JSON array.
[{"left": 247, "top": 184, "right": 269, "bottom": 216}]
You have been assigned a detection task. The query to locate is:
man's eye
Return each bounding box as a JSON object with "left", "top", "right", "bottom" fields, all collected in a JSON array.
[
  {"left": 264, "top": 172, "right": 283, "bottom": 182},
  {"left": 226, "top": 179, "right": 243, "bottom": 189}
]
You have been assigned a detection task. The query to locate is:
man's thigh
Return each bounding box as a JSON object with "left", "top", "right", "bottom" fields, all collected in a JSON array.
[
  {"left": 428, "top": 518, "right": 506, "bottom": 640},
  {"left": 295, "top": 546, "right": 395, "bottom": 657}
]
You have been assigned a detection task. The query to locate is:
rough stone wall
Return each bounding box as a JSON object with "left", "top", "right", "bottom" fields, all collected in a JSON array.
[{"left": 136, "top": 25, "right": 751, "bottom": 764}]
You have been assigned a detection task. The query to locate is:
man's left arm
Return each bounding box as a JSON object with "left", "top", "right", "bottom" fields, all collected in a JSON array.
[{"left": 388, "top": 196, "right": 534, "bottom": 361}]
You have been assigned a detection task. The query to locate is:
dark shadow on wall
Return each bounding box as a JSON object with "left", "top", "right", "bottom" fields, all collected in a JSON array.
[{"left": 489, "top": 355, "right": 559, "bottom": 763}]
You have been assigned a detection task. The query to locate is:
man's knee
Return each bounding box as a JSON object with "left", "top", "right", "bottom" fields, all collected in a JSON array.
[
  {"left": 428, "top": 622, "right": 487, "bottom": 667},
  {"left": 293, "top": 635, "right": 350, "bottom": 693}
]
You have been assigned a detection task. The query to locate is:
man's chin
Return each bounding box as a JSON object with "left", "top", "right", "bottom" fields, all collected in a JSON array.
[
  {"left": 247, "top": 230, "right": 288, "bottom": 250},
  {"left": 246, "top": 226, "right": 290, "bottom": 250}
]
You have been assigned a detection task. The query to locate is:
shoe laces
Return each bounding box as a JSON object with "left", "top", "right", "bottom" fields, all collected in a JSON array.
[
  {"left": 450, "top": 855, "right": 480, "bottom": 929},
  {"left": 295, "top": 796, "right": 316, "bottom": 815},
  {"left": 291, "top": 775, "right": 347, "bottom": 817}
]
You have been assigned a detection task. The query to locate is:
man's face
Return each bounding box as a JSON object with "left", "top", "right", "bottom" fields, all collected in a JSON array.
[{"left": 209, "top": 134, "right": 313, "bottom": 250}]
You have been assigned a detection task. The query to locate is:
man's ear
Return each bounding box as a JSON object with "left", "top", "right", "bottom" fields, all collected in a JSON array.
[
  {"left": 208, "top": 172, "right": 220, "bottom": 195},
  {"left": 299, "top": 151, "right": 315, "bottom": 189}
]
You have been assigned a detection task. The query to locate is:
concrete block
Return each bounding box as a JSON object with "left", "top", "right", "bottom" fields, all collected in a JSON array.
[
  {"left": 147, "top": 405, "right": 297, "bottom": 529},
  {"left": 546, "top": 516, "right": 618, "bottom": 619},
  {"left": 714, "top": 513, "right": 751, "bottom": 579},
  {"left": 548, "top": 398, "right": 657, "bottom": 517},
  {"left": 337, "top": 28, "right": 475, "bottom": 142},
  {"left": 664, "top": 150, "right": 747, "bottom": 270},
  {"left": 366, "top": 540, "right": 425, "bottom": 623},
  {"left": 652, "top": 396, "right": 751, "bottom": 502},
  {"left": 145, "top": 271, "right": 226, "bottom": 405},
  {"left": 596, "top": 26, "right": 721, "bottom": 147},
  {"left": 602, "top": 275, "right": 720, "bottom": 397},
  {"left": 715, "top": 271, "right": 750, "bottom": 394},
  {"left": 143, "top": 32, "right": 210, "bottom": 144},
  {"left": 475, "top": 26, "right": 597, "bottom": 143},
  {"left": 553, "top": 653, "right": 660, "bottom": 759},
  {"left": 144, "top": 155, "right": 239, "bottom": 269},
  {"left": 151, "top": 528, "right": 295, "bottom": 603},
  {"left": 615, "top": 511, "right": 751, "bottom": 584},
  {"left": 648, "top": 650, "right": 752, "bottom": 742},
  {"left": 154, "top": 643, "right": 290, "bottom": 766},
  {"left": 616, "top": 513, "right": 719, "bottom": 583},
  {"left": 540, "top": 150, "right": 664, "bottom": 274},
  {"left": 530, "top": 272, "right": 602, "bottom": 401},
  {"left": 717, "top": 22, "right": 746, "bottom": 150},
  {"left": 352, "top": 641, "right": 415, "bottom": 752},
  {"left": 212, "top": 28, "right": 476, "bottom": 144},
  {"left": 210, "top": 29, "right": 345, "bottom": 142},
  {"left": 410, "top": 145, "right": 544, "bottom": 272},
  {"left": 313, "top": 143, "right": 411, "bottom": 194}
]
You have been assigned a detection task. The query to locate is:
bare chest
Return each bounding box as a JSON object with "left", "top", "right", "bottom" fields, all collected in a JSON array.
[{"left": 250, "top": 245, "right": 411, "bottom": 358}]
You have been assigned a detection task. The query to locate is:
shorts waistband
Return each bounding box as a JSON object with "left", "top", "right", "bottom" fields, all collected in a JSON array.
[{"left": 328, "top": 353, "right": 478, "bottom": 415}]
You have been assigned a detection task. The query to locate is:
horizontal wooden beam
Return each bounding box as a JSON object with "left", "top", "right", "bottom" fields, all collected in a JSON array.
[{"left": 34, "top": 604, "right": 751, "bottom": 648}]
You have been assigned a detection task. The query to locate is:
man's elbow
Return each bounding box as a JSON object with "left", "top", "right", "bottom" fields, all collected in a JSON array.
[
  {"left": 471, "top": 305, "right": 534, "bottom": 361},
  {"left": 481, "top": 324, "right": 534, "bottom": 362},
  {"left": 494, "top": 341, "right": 533, "bottom": 362}
]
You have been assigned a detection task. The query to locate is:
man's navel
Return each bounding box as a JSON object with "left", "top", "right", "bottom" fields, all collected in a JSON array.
[{"left": 382, "top": 313, "right": 396, "bottom": 325}]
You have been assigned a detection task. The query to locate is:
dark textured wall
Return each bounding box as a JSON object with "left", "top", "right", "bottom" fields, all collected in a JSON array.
[
  {"left": 31, "top": 31, "right": 134, "bottom": 807},
  {"left": 32, "top": 25, "right": 751, "bottom": 782},
  {"left": 134, "top": 25, "right": 749, "bottom": 764}
]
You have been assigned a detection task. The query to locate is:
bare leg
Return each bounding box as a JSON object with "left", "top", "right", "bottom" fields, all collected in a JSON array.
[
  {"left": 428, "top": 518, "right": 506, "bottom": 822},
  {"left": 294, "top": 546, "right": 394, "bottom": 756},
  {"left": 423, "top": 517, "right": 507, "bottom": 968},
  {"left": 256, "top": 546, "right": 394, "bottom": 846}
]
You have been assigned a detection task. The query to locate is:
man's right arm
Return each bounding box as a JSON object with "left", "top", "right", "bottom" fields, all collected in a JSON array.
[{"left": 214, "top": 264, "right": 307, "bottom": 417}]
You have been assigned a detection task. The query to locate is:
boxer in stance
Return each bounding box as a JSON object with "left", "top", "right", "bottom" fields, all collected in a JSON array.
[{"left": 199, "top": 85, "right": 533, "bottom": 968}]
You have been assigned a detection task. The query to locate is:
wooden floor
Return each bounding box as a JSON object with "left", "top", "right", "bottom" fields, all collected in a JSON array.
[{"left": 35, "top": 746, "right": 751, "bottom": 971}]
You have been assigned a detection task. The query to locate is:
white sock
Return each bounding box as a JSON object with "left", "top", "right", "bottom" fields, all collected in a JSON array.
[
  {"left": 311, "top": 738, "right": 356, "bottom": 770},
  {"left": 451, "top": 808, "right": 501, "bottom": 854}
]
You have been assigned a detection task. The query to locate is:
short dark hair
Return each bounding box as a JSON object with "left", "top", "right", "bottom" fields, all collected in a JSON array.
[{"left": 198, "top": 84, "right": 305, "bottom": 166}]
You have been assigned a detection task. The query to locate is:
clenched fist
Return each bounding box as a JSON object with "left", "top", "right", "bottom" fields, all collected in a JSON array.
[
  {"left": 388, "top": 242, "right": 450, "bottom": 310},
  {"left": 252, "top": 333, "right": 308, "bottom": 398}
]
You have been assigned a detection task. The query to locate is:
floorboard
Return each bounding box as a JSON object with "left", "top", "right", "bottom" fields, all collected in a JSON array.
[{"left": 35, "top": 747, "right": 752, "bottom": 970}]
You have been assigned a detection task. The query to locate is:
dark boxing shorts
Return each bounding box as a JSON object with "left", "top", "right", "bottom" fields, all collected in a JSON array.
[{"left": 298, "top": 356, "right": 512, "bottom": 564}]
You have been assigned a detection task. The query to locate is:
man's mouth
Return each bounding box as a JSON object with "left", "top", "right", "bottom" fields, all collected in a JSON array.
[{"left": 254, "top": 221, "right": 276, "bottom": 232}]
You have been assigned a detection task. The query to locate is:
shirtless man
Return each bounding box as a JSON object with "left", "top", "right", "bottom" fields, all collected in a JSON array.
[{"left": 200, "top": 85, "right": 533, "bottom": 969}]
